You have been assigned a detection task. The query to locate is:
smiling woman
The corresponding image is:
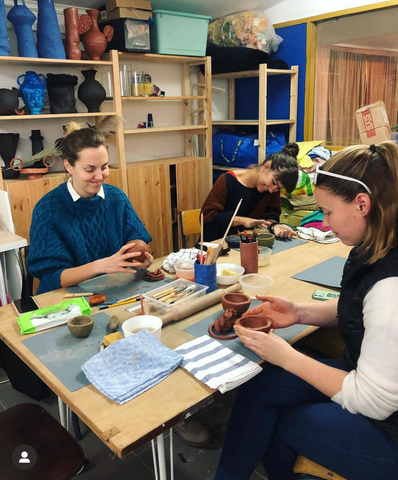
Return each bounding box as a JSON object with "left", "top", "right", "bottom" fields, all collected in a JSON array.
[{"left": 26, "top": 123, "right": 153, "bottom": 294}]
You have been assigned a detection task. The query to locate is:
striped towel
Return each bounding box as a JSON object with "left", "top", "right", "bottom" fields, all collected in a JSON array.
[{"left": 174, "top": 335, "right": 262, "bottom": 393}]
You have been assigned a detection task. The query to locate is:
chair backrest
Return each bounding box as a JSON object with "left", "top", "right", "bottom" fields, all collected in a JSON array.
[
  {"left": 179, "top": 209, "right": 201, "bottom": 248},
  {"left": 19, "top": 245, "right": 33, "bottom": 298}
]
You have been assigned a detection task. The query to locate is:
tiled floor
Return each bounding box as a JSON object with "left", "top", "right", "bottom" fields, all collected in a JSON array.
[{"left": 0, "top": 366, "right": 268, "bottom": 480}]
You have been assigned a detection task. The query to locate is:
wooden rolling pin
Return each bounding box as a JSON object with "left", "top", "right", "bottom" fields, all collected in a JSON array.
[{"left": 158, "top": 283, "right": 242, "bottom": 325}]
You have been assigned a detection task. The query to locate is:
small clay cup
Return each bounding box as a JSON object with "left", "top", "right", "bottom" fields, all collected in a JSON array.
[
  {"left": 68, "top": 315, "right": 94, "bottom": 338},
  {"left": 221, "top": 293, "right": 251, "bottom": 317},
  {"left": 257, "top": 233, "right": 275, "bottom": 248},
  {"left": 235, "top": 315, "right": 272, "bottom": 333},
  {"left": 125, "top": 239, "right": 149, "bottom": 263}
]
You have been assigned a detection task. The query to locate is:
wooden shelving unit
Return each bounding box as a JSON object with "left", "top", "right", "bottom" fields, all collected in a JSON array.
[{"left": 212, "top": 64, "right": 298, "bottom": 168}]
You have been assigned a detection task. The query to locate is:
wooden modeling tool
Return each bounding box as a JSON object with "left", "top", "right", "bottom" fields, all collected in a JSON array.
[
  {"left": 213, "top": 198, "right": 242, "bottom": 261},
  {"left": 200, "top": 212, "right": 204, "bottom": 265},
  {"left": 64, "top": 292, "right": 94, "bottom": 298}
]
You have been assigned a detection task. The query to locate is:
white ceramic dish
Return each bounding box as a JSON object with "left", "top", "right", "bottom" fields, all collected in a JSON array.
[
  {"left": 216, "top": 264, "right": 245, "bottom": 286},
  {"left": 239, "top": 274, "right": 273, "bottom": 298}
]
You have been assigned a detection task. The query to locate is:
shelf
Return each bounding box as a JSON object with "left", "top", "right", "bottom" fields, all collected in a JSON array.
[
  {"left": 0, "top": 112, "right": 117, "bottom": 121},
  {"left": 0, "top": 55, "right": 113, "bottom": 67},
  {"left": 121, "top": 96, "right": 206, "bottom": 101},
  {"left": 126, "top": 156, "right": 207, "bottom": 168},
  {"left": 212, "top": 119, "right": 295, "bottom": 126},
  {"left": 213, "top": 69, "right": 297, "bottom": 79},
  {"left": 124, "top": 125, "right": 207, "bottom": 134},
  {"left": 113, "top": 52, "right": 207, "bottom": 64},
  {"left": 213, "top": 165, "right": 245, "bottom": 172}
]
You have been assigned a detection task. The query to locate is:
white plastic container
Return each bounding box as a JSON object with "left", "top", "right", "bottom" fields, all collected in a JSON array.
[
  {"left": 143, "top": 279, "right": 208, "bottom": 315},
  {"left": 258, "top": 247, "right": 272, "bottom": 267},
  {"left": 239, "top": 274, "right": 273, "bottom": 298}
]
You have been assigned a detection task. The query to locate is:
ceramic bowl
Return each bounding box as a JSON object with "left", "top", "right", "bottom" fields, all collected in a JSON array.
[
  {"left": 221, "top": 292, "right": 251, "bottom": 317},
  {"left": 67, "top": 315, "right": 94, "bottom": 338},
  {"left": 216, "top": 263, "right": 245, "bottom": 286},
  {"left": 235, "top": 315, "right": 272, "bottom": 333},
  {"left": 239, "top": 274, "right": 273, "bottom": 298},
  {"left": 257, "top": 232, "right": 275, "bottom": 248}
]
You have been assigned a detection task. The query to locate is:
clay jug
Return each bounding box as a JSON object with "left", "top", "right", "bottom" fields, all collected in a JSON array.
[
  {"left": 0, "top": 88, "right": 19, "bottom": 115},
  {"left": 64, "top": 7, "right": 81, "bottom": 60},
  {"left": 79, "top": 9, "right": 113, "bottom": 61},
  {"left": 17, "top": 71, "right": 46, "bottom": 115},
  {"left": 78, "top": 70, "right": 106, "bottom": 112}
]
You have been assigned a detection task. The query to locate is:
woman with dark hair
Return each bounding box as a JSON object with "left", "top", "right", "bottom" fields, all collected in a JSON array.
[
  {"left": 215, "top": 141, "right": 398, "bottom": 480},
  {"left": 201, "top": 143, "right": 299, "bottom": 241},
  {"left": 27, "top": 122, "right": 152, "bottom": 294}
]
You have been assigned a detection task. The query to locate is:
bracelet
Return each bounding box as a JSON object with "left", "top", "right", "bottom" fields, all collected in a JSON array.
[{"left": 269, "top": 222, "right": 279, "bottom": 234}]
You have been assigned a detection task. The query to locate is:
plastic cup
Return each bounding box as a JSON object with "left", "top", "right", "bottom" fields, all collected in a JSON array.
[
  {"left": 122, "top": 315, "right": 162, "bottom": 340},
  {"left": 174, "top": 260, "right": 195, "bottom": 281},
  {"left": 194, "top": 261, "right": 217, "bottom": 293},
  {"left": 258, "top": 246, "right": 272, "bottom": 267}
]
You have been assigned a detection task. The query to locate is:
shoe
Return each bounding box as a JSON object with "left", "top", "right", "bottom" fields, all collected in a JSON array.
[{"left": 173, "top": 418, "right": 212, "bottom": 447}]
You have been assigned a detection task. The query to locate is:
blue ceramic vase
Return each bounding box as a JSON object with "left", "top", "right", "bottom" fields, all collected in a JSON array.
[
  {"left": 37, "top": 0, "right": 65, "bottom": 59},
  {"left": 17, "top": 71, "right": 47, "bottom": 115},
  {"left": 7, "top": 0, "right": 38, "bottom": 58},
  {"left": 0, "top": 0, "right": 10, "bottom": 56}
]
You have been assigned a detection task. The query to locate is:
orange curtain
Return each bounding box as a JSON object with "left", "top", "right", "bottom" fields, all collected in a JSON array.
[{"left": 313, "top": 48, "right": 330, "bottom": 141}]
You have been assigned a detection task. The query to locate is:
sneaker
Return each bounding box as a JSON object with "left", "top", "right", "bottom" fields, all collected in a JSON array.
[{"left": 173, "top": 418, "right": 212, "bottom": 447}]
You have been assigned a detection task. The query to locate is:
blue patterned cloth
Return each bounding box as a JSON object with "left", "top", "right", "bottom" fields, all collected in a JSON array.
[{"left": 81, "top": 330, "right": 183, "bottom": 404}]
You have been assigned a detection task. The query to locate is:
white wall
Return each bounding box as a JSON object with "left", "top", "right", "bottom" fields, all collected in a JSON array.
[{"left": 265, "top": 0, "right": 387, "bottom": 24}]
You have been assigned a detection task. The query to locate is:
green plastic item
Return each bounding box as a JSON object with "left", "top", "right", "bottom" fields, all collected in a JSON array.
[
  {"left": 152, "top": 10, "right": 211, "bottom": 56},
  {"left": 17, "top": 297, "right": 92, "bottom": 335}
]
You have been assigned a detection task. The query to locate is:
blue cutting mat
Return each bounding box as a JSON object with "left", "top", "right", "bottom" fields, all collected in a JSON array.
[
  {"left": 185, "top": 299, "right": 308, "bottom": 363},
  {"left": 22, "top": 312, "right": 115, "bottom": 392},
  {"left": 291, "top": 255, "right": 346, "bottom": 289},
  {"left": 67, "top": 269, "right": 173, "bottom": 304},
  {"left": 231, "top": 237, "right": 308, "bottom": 254}
]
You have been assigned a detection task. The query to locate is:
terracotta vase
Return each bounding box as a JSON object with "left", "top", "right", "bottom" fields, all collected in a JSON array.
[
  {"left": 235, "top": 315, "right": 272, "bottom": 333},
  {"left": 221, "top": 293, "right": 251, "bottom": 317},
  {"left": 79, "top": 9, "right": 113, "bottom": 61},
  {"left": 78, "top": 69, "right": 106, "bottom": 112},
  {"left": 240, "top": 240, "right": 259, "bottom": 274},
  {"left": 64, "top": 7, "right": 81, "bottom": 60}
]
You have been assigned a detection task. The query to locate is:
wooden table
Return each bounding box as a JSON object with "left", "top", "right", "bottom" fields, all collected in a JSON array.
[{"left": 0, "top": 240, "right": 350, "bottom": 468}]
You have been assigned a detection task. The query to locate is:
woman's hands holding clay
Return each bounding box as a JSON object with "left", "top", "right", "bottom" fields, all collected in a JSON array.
[
  {"left": 95, "top": 244, "right": 152, "bottom": 274},
  {"left": 241, "top": 295, "right": 299, "bottom": 329},
  {"left": 128, "top": 251, "right": 153, "bottom": 270}
]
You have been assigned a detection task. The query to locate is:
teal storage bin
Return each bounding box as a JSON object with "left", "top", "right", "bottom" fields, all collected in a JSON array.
[{"left": 152, "top": 10, "right": 211, "bottom": 56}]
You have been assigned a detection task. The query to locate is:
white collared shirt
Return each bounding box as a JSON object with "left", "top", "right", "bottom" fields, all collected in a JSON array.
[{"left": 67, "top": 177, "right": 105, "bottom": 202}]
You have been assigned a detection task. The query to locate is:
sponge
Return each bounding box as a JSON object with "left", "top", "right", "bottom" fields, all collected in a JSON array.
[{"left": 103, "top": 332, "right": 123, "bottom": 347}]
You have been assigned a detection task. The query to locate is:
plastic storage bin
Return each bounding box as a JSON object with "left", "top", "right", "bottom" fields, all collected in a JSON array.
[
  {"left": 151, "top": 10, "right": 211, "bottom": 56},
  {"left": 143, "top": 279, "right": 208, "bottom": 315}
]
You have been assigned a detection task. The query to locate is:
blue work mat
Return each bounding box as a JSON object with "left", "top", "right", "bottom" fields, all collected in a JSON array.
[
  {"left": 185, "top": 299, "right": 308, "bottom": 363},
  {"left": 230, "top": 237, "right": 308, "bottom": 254},
  {"left": 291, "top": 255, "right": 347, "bottom": 289},
  {"left": 67, "top": 269, "right": 173, "bottom": 305},
  {"left": 22, "top": 312, "right": 115, "bottom": 392}
]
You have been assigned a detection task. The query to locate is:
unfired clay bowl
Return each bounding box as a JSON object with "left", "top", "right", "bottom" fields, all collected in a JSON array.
[
  {"left": 235, "top": 315, "right": 272, "bottom": 333},
  {"left": 221, "top": 293, "right": 251, "bottom": 317},
  {"left": 68, "top": 315, "right": 94, "bottom": 338},
  {"left": 125, "top": 239, "right": 149, "bottom": 263},
  {"left": 257, "top": 233, "right": 275, "bottom": 248}
]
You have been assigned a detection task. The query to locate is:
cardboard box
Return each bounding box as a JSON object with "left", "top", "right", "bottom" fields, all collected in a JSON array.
[
  {"left": 355, "top": 101, "right": 391, "bottom": 144},
  {"left": 106, "top": 0, "right": 151, "bottom": 12},
  {"left": 100, "top": 7, "right": 152, "bottom": 21}
]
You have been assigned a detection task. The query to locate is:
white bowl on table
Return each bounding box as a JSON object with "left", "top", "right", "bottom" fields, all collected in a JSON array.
[{"left": 216, "top": 264, "right": 245, "bottom": 286}]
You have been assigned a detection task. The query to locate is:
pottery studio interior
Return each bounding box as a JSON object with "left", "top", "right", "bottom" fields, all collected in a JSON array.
[{"left": 1, "top": 1, "right": 398, "bottom": 480}]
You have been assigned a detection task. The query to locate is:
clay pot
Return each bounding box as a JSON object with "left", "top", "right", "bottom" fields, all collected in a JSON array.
[
  {"left": 235, "top": 315, "right": 272, "bottom": 333},
  {"left": 46, "top": 73, "right": 78, "bottom": 114},
  {"left": 125, "top": 239, "right": 149, "bottom": 263},
  {"left": 240, "top": 240, "right": 259, "bottom": 274},
  {"left": 221, "top": 293, "right": 251, "bottom": 317},
  {"left": 78, "top": 69, "right": 106, "bottom": 113},
  {"left": 79, "top": 9, "right": 113, "bottom": 61},
  {"left": 64, "top": 7, "right": 81, "bottom": 60},
  {"left": 68, "top": 315, "right": 94, "bottom": 338},
  {"left": 257, "top": 232, "right": 275, "bottom": 248}
]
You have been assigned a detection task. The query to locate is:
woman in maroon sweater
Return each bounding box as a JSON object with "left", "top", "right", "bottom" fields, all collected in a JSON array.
[{"left": 202, "top": 143, "right": 299, "bottom": 241}]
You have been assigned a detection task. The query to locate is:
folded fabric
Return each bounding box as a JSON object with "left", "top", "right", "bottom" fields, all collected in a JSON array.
[
  {"left": 162, "top": 248, "right": 200, "bottom": 273},
  {"left": 174, "top": 335, "right": 262, "bottom": 394},
  {"left": 81, "top": 330, "right": 183, "bottom": 404},
  {"left": 297, "top": 226, "right": 339, "bottom": 244}
]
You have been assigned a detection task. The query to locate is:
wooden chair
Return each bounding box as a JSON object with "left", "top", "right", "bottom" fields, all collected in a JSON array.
[
  {"left": 294, "top": 455, "right": 348, "bottom": 480},
  {"left": 0, "top": 403, "right": 84, "bottom": 480},
  {"left": 179, "top": 209, "right": 201, "bottom": 248}
]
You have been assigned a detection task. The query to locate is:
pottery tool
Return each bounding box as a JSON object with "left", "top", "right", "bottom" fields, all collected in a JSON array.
[
  {"left": 114, "top": 293, "right": 141, "bottom": 303},
  {"left": 106, "top": 299, "right": 140, "bottom": 309},
  {"left": 200, "top": 212, "right": 204, "bottom": 265},
  {"left": 205, "top": 246, "right": 217, "bottom": 265},
  {"left": 64, "top": 292, "right": 94, "bottom": 298},
  {"left": 159, "top": 283, "right": 242, "bottom": 325},
  {"left": 213, "top": 199, "right": 242, "bottom": 262},
  {"left": 89, "top": 293, "right": 106, "bottom": 306}
]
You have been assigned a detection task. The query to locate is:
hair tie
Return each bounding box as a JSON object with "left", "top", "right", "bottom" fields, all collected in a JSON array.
[{"left": 370, "top": 144, "right": 377, "bottom": 153}]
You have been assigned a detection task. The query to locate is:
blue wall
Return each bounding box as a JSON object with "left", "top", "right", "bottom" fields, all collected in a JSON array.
[{"left": 235, "top": 23, "right": 307, "bottom": 143}]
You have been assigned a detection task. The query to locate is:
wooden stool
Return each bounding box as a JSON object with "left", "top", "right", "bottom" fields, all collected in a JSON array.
[
  {"left": 294, "top": 455, "right": 348, "bottom": 480},
  {"left": 0, "top": 403, "right": 85, "bottom": 480}
]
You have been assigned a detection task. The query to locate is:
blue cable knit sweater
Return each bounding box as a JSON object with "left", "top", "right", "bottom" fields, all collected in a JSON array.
[{"left": 27, "top": 183, "right": 152, "bottom": 294}]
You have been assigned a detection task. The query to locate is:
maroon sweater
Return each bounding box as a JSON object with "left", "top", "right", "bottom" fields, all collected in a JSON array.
[{"left": 201, "top": 172, "right": 281, "bottom": 241}]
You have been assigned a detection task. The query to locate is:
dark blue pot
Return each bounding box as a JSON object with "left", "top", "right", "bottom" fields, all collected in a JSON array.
[
  {"left": 7, "top": 0, "right": 38, "bottom": 58},
  {"left": 0, "top": 0, "right": 10, "bottom": 56},
  {"left": 37, "top": 0, "right": 65, "bottom": 59}
]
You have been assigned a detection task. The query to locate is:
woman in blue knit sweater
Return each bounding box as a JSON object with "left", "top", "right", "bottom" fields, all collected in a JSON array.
[{"left": 27, "top": 123, "right": 153, "bottom": 294}]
